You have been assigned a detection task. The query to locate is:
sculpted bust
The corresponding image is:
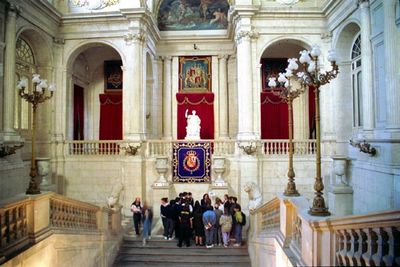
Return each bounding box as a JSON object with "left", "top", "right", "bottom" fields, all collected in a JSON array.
[{"left": 185, "top": 109, "right": 201, "bottom": 140}]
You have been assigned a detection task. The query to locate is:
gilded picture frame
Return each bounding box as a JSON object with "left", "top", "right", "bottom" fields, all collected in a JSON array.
[{"left": 179, "top": 56, "right": 212, "bottom": 93}]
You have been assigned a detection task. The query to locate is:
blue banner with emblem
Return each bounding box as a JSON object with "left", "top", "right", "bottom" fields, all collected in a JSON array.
[{"left": 172, "top": 142, "right": 211, "bottom": 183}]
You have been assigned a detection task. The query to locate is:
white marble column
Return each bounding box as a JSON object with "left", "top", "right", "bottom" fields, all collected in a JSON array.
[
  {"left": 236, "top": 30, "right": 258, "bottom": 140},
  {"left": 2, "top": 4, "right": 17, "bottom": 140},
  {"left": 218, "top": 55, "right": 229, "bottom": 139},
  {"left": 123, "top": 31, "right": 145, "bottom": 141},
  {"left": 359, "top": 0, "right": 375, "bottom": 131},
  {"left": 162, "top": 56, "right": 172, "bottom": 139},
  {"left": 384, "top": 0, "right": 400, "bottom": 129}
]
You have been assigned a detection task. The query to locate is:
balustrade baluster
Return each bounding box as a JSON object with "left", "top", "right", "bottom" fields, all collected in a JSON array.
[
  {"left": 372, "top": 227, "right": 386, "bottom": 266},
  {"left": 383, "top": 227, "right": 400, "bottom": 266}
]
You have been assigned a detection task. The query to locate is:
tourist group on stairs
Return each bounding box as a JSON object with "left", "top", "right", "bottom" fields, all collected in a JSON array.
[
  {"left": 159, "top": 192, "right": 246, "bottom": 248},
  {"left": 131, "top": 192, "right": 246, "bottom": 248}
]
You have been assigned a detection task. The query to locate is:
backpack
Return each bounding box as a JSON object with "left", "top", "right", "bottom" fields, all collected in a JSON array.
[{"left": 241, "top": 212, "right": 246, "bottom": 226}]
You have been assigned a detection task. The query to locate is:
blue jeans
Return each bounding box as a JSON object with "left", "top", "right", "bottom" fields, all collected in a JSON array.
[
  {"left": 234, "top": 224, "right": 242, "bottom": 244},
  {"left": 143, "top": 218, "right": 152, "bottom": 239},
  {"left": 205, "top": 227, "right": 215, "bottom": 246}
]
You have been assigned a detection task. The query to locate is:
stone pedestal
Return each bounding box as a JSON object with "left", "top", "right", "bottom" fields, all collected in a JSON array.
[
  {"left": 328, "top": 156, "right": 353, "bottom": 216},
  {"left": 153, "top": 156, "right": 169, "bottom": 187},
  {"left": 328, "top": 185, "right": 353, "bottom": 216},
  {"left": 37, "top": 157, "right": 51, "bottom": 186},
  {"left": 151, "top": 183, "right": 172, "bottom": 235}
]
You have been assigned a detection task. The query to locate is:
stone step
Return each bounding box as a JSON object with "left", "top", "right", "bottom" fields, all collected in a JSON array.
[
  {"left": 118, "top": 247, "right": 249, "bottom": 256},
  {"left": 114, "top": 254, "right": 251, "bottom": 264},
  {"left": 113, "top": 237, "right": 251, "bottom": 267},
  {"left": 113, "top": 262, "right": 251, "bottom": 267}
]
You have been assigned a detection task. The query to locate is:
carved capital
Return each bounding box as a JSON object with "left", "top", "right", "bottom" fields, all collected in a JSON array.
[
  {"left": 161, "top": 56, "right": 172, "bottom": 61},
  {"left": 53, "top": 37, "right": 65, "bottom": 45},
  {"left": 235, "top": 30, "right": 259, "bottom": 44},
  {"left": 218, "top": 54, "right": 229, "bottom": 61},
  {"left": 124, "top": 30, "right": 146, "bottom": 45},
  {"left": 7, "top": 2, "right": 20, "bottom": 16}
]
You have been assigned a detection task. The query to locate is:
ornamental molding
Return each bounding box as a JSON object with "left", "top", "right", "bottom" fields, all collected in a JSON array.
[
  {"left": 276, "top": 0, "right": 300, "bottom": 5},
  {"left": 70, "top": 0, "right": 119, "bottom": 10},
  {"left": 235, "top": 30, "right": 259, "bottom": 44}
]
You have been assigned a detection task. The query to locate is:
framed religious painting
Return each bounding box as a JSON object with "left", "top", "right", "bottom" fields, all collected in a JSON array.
[
  {"left": 179, "top": 56, "right": 212, "bottom": 93},
  {"left": 104, "top": 60, "right": 123, "bottom": 92}
]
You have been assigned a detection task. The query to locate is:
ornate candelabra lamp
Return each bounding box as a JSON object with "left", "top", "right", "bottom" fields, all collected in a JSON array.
[
  {"left": 298, "top": 45, "right": 339, "bottom": 216},
  {"left": 17, "top": 74, "right": 55, "bottom": 194},
  {"left": 268, "top": 58, "right": 307, "bottom": 197}
]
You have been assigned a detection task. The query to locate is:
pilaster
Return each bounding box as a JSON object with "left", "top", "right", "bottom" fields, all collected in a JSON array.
[
  {"left": 383, "top": 0, "right": 400, "bottom": 130},
  {"left": 359, "top": 0, "right": 375, "bottom": 132},
  {"left": 123, "top": 30, "right": 146, "bottom": 141},
  {"left": 162, "top": 56, "right": 172, "bottom": 139},
  {"left": 218, "top": 55, "right": 229, "bottom": 139},
  {"left": 2, "top": 3, "right": 19, "bottom": 141},
  {"left": 235, "top": 29, "right": 259, "bottom": 140}
]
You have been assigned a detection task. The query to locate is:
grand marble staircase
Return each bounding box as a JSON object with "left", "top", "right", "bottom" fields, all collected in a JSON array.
[{"left": 113, "top": 236, "right": 252, "bottom": 267}]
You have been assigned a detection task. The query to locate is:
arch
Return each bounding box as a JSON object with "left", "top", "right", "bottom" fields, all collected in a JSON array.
[
  {"left": 16, "top": 27, "right": 53, "bottom": 67},
  {"left": 65, "top": 40, "right": 126, "bottom": 71},
  {"left": 333, "top": 21, "right": 361, "bottom": 63},
  {"left": 257, "top": 37, "right": 312, "bottom": 63},
  {"left": 259, "top": 37, "right": 313, "bottom": 140}
]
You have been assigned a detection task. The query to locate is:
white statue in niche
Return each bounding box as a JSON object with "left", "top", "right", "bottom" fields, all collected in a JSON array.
[{"left": 185, "top": 109, "right": 201, "bottom": 140}]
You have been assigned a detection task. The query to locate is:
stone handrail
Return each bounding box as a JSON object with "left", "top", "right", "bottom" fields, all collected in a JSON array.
[
  {"left": 261, "top": 139, "right": 317, "bottom": 155},
  {"left": 49, "top": 194, "right": 99, "bottom": 230},
  {"left": 0, "top": 192, "right": 122, "bottom": 263},
  {"left": 250, "top": 195, "right": 400, "bottom": 267},
  {"left": 64, "top": 139, "right": 318, "bottom": 157},
  {"left": 253, "top": 197, "right": 280, "bottom": 236},
  {"left": 0, "top": 198, "right": 30, "bottom": 252},
  {"left": 314, "top": 209, "right": 400, "bottom": 267},
  {"left": 65, "top": 140, "right": 127, "bottom": 156}
]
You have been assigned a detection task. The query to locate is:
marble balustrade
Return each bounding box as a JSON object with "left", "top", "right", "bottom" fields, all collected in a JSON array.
[
  {"left": 249, "top": 196, "right": 400, "bottom": 267},
  {"left": 0, "top": 192, "right": 122, "bottom": 264},
  {"left": 64, "top": 139, "right": 320, "bottom": 157}
]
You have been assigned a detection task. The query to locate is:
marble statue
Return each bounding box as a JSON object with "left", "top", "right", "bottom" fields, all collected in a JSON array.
[
  {"left": 107, "top": 182, "right": 124, "bottom": 210},
  {"left": 185, "top": 109, "right": 201, "bottom": 140},
  {"left": 244, "top": 182, "right": 263, "bottom": 212}
]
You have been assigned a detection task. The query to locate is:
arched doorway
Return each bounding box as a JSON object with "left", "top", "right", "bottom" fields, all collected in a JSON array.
[
  {"left": 67, "top": 43, "right": 123, "bottom": 140},
  {"left": 334, "top": 22, "right": 361, "bottom": 144},
  {"left": 259, "top": 39, "right": 314, "bottom": 140}
]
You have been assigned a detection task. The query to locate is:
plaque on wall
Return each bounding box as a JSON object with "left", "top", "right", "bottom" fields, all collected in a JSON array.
[
  {"left": 104, "top": 60, "right": 123, "bottom": 92},
  {"left": 179, "top": 56, "right": 212, "bottom": 93}
]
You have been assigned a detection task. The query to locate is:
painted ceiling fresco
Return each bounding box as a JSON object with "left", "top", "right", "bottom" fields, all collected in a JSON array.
[{"left": 157, "top": 0, "right": 230, "bottom": 31}]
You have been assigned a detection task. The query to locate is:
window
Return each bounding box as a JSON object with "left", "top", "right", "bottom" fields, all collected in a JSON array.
[
  {"left": 351, "top": 34, "right": 363, "bottom": 127},
  {"left": 15, "top": 38, "right": 36, "bottom": 131}
]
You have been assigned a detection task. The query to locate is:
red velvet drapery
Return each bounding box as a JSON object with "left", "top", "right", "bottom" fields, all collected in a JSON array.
[
  {"left": 73, "top": 85, "right": 84, "bottom": 140},
  {"left": 99, "top": 94, "right": 122, "bottom": 140},
  {"left": 260, "top": 91, "right": 290, "bottom": 139},
  {"left": 176, "top": 93, "right": 214, "bottom": 140}
]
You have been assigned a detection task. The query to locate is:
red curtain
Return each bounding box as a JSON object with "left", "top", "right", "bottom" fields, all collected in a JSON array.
[
  {"left": 176, "top": 93, "right": 214, "bottom": 140},
  {"left": 260, "top": 92, "right": 290, "bottom": 139},
  {"left": 99, "top": 94, "right": 122, "bottom": 140},
  {"left": 308, "top": 86, "right": 316, "bottom": 139},
  {"left": 73, "top": 85, "right": 84, "bottom": 140}
]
